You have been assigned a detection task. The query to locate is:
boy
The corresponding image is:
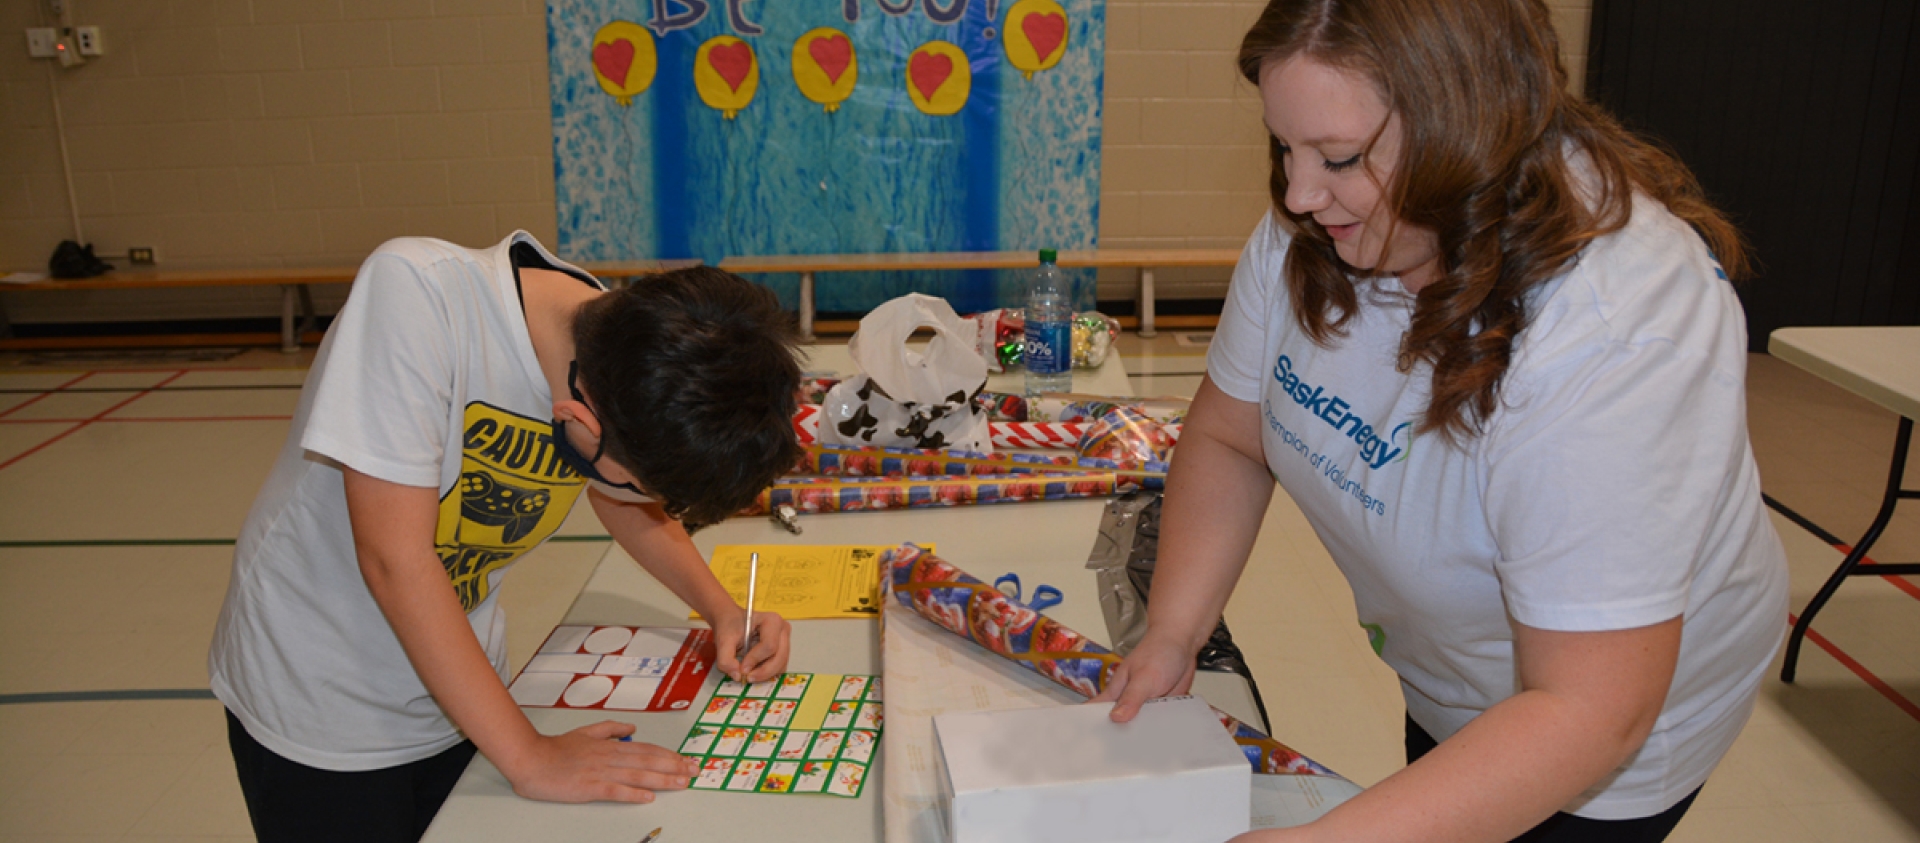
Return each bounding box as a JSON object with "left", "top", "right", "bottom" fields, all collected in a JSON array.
[{"left": 210, "top": 232, "right": 800, "bottom": 841}]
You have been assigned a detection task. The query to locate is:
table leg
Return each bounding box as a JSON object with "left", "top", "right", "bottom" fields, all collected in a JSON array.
[
  {"left": 1781, "top": 416, "right": 1918, "bottom": 682},
  {"left": 799, "top": 270, "right": 816, "bottom": 341},
  {"left": 279, "top": 285, "right": 298, "bottom": 353},
  {"left": 1137, "top": 267, "right": 1157, "bottom": 339},
  {"left": 297, "top": 283, "right": 316, "bottom": 338}
]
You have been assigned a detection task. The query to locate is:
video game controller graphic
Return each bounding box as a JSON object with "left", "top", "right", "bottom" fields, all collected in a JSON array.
[{"left": 458, "top": 471, "right": 551, "bottom": 543}]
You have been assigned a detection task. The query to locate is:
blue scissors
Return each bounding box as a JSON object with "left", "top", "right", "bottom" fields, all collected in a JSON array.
[{"left": 994, "top": 573, "right": 1063, "bottom": 612}]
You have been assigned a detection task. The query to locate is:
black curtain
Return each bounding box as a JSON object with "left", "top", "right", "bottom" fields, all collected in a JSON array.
[{"left": 1587, "top": 0, "right": 1920, "bottom": 349}]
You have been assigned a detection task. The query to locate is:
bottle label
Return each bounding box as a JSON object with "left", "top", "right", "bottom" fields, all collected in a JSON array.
[{"left": 1026, "top": 321, "right": 1071, "bottom": 374}]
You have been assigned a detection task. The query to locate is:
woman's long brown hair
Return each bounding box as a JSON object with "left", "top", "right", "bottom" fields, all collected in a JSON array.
[{"left": 1238, "top": 0, "right": 1746, "bottom": 441}]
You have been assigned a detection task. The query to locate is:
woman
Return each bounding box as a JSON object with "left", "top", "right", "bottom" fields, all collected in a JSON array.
[{"left": 1094, "top": 1, "right": 1788, "bottom": 840}]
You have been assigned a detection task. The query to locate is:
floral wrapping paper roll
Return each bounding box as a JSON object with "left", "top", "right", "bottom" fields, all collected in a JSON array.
[
  {"left": 791, "top": 441, "right": 1159, "bottom": 481},
  {"left": 744, "top": 472, "right": 1120, "bottom": 516},
  {"left": 795, "top": 443, "right": 1168, "bottom": 488},
  {"left": 883, "top": 543, "right": 1338, "bottom": 778}
]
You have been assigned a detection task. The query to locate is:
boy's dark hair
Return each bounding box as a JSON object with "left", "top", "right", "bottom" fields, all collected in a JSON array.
[{"left": 572, "top": 266, "right": 802, "bottom": 526}]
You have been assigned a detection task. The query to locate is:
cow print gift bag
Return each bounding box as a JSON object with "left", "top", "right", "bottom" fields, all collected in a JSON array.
[{"left": 820, "top": 294, "right": 992, "bottom": 453}]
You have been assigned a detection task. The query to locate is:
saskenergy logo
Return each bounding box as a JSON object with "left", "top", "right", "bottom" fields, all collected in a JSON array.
[{"left": 1272, "top": 354, "right": 1408, "bottom": 469}]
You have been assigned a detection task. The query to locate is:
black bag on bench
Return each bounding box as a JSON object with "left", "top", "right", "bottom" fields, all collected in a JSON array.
[{"left": 49, "top": 240, "right": 112, "bottom": 279}]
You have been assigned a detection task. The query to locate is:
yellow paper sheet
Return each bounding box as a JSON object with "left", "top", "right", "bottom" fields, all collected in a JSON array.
[{"left": 695, "top": 545, "right": 927, "bottom": 620}]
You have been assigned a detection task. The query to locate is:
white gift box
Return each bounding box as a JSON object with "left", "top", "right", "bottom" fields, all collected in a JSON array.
[{"left": 932, "top": 696, "right": 1251, "bottom": 843}]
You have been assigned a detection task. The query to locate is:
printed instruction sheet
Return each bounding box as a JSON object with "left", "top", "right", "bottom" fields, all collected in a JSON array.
[{"left": 700, "top": 545, "right": 912, "bottom": 620}]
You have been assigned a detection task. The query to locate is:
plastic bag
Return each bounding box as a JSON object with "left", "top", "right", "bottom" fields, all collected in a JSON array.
[
  {"left": 821, "top": 294, "right": 992, "bottom": 452},
  {"left": 1077, "top": 406, "right": 1177, "bottom": 463}
]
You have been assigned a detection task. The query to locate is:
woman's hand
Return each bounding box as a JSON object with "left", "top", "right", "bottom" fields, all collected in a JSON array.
[
  {"left": 1091, "top": 631, "right": 1200, "bottom": 722},
  {"left": 503, "top": 720, "right": 698, "bottom": 804},
  {"left": 712, "top": 607, "right": 791, "bottom": 683}
]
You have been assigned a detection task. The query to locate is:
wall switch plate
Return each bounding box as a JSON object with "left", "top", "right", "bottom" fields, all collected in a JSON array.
[
  {"left": 55, "top": 33, "right": 84, "bottom": 67},
  {"left": 75, "top": 25, "right": 102, "bottom": 56},
  {"left": 26, "top": 27, "right": 58, "bottom": 58}
]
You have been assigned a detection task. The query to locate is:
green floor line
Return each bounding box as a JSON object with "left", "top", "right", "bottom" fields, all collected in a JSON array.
[{"left": 0, "top": 689, "right": 218, "bottom": 705}]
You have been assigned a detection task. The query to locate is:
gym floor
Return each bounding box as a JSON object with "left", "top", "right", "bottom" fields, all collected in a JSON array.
[{"left": 0, "top": 332, "right": 1914, "bottom": 842}]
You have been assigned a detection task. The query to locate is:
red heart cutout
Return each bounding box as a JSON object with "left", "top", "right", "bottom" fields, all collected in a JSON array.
[
  {"left": 593, "top": 39, "right": 635, "bottom": 88},
  {"left": 809, "top": 33, "right": 853, "bottom": 86},
  {"left": 909, "top": 52, "right": 953, "bottom": 101},
  {"left": 1022, "top": 12, "right": 1066, "bottom": 63},
  {"left": 709, "top": 42, "right": 754, "bottom": 93}
]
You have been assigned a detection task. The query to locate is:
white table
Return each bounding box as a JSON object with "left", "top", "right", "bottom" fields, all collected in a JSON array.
[
  {"left": 422, "top": 350, "right": 1272, "bottom": 841},
  {"left": 1769, "top": 327, "right": 1920, "bottom": 682}
]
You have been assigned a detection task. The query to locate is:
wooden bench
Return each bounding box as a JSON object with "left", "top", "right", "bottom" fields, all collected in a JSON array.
[
  {"left": 2, "top": 249, "right": 1239, "bottom": 350},
  {"left": 0, "top": 260, "right": 700, "bottom": 353},
  {"left": 718, "top": 249, "right": 1241, "bottom": 339}
]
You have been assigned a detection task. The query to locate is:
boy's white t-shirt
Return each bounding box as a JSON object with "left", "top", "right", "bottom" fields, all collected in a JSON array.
[
  {"left": 1208, "top": 201, "right": 1788, "bottom": 819},
  {"left": 210, "top": 233, "right": 609, "bottom": 771}
]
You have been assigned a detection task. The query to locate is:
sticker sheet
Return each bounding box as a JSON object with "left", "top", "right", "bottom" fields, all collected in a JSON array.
[
  {"left": 680, "top": 672, "right": 883, "bottom": 798},
  {"left": 508, "top": 626, "right": 714, "bottom": 712}
]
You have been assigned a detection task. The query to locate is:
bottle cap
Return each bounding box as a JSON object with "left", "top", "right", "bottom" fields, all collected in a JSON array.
[{"left": 1038, "top": 248, "right": 1057, "bottom": 263}]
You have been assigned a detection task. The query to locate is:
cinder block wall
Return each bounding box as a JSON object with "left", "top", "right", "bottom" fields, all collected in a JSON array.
[{"left": 0, "top": 0, "right": 1590, "bottom": 323}]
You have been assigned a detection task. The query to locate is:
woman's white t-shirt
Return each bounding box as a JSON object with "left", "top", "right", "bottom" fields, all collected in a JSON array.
[{"left": 1207, "top": 200, "right": 1788, "bottom": 819}]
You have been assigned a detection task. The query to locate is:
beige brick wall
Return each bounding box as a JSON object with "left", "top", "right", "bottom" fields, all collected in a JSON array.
[
  {"left": 0, "top": 0, "right": 1589, "bottom": 322},
  {"left": 0, "top": 0, "right": 555, "bottom": 322}
]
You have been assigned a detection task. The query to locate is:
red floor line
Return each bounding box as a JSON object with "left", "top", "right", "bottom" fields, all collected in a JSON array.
[
  {"left": 0, "top": 371, "right": 94, "bottom": 421},
  {"left": 1831, "top": 543, "right": 1920, "bottom": 603},
  {"left": 104, "top": 415, "right": 294, "bottom": 423},
  {"left": 0, "top": 371, "right": 187, "bottom": 472},
  {"left": 1788, "top": 613, "right": 1920, "bottom": 723}
]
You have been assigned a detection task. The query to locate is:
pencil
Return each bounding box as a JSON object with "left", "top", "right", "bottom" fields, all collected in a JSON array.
[{"left": 739, "top": 551, "right": 759, "bottom": 664}]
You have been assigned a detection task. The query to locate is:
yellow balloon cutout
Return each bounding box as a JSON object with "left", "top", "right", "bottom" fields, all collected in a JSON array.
[
  {"left": 1003, "top": 0, "right": 1069, "bottom": 80},
  {"left": 905, "top": 41, "right": 970, "bottom": 116},
  {"left": 694, "top": 36, "right": 759, "bottom": 119},
  {"left": 793, "top": 27, "right": 857, "bottom": 113},
  {"left": 590, "top": 21, "right": 657, "bottom": 106}
]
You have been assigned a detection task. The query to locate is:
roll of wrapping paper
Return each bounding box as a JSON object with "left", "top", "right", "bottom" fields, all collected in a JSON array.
[
  {"left": 793, "top": 403, "right": 1184, "bottom": 454},
  {"left": 991, "top": 421, "right": 1085, "bottom": 450},
  {"left": 884, "top": 543, "right": 1337, "bottom": 778},
  {"left": 798, "top": 443, "right": 1167, "bottom": 488},
  {"left": 744, "top": 472, "right": 1122, "bottom": 516}
]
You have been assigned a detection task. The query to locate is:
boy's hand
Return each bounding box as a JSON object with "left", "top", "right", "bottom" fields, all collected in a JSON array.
[
  {"left": 504, "top": 720, "right": 698, "bottom": 804},
  {"left": 714, "top": 609, "right": 791, "bottom": 683}
]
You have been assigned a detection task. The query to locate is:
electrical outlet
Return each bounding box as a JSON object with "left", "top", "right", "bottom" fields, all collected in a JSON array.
[
  {"left": 25, "top": 27, "right": 57, "bottom": 58},
  {"left": 75, "top": 25, "right": 102, "bottom": 56},
  {"left": 129, "top": 247, "right": 156, "bottom": 265}
]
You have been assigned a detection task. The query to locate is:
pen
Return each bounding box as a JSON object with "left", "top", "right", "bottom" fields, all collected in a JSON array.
[{"left": 738, "top": 551, "right": 759, "bottom": 669}]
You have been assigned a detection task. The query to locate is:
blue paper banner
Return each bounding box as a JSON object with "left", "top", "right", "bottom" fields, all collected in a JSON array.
[{"left": 548, "top": 0, "right": 1104, "bottom": 313}]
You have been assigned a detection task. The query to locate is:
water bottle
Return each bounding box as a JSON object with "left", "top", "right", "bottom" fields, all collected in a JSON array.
[{"left": 1024, "top": 249, "right": 1073, "bottom": 397}]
